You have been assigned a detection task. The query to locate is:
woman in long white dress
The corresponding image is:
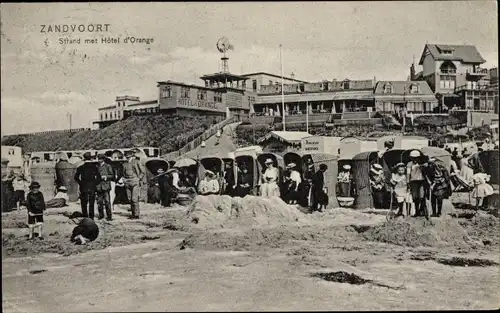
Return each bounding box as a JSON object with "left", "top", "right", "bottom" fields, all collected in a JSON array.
[
  {"left": 260, "top": 159, "right": 280, "bottom": 197},
  {"left": 459, "top": 155, "right": 474, "bottom": 184}
]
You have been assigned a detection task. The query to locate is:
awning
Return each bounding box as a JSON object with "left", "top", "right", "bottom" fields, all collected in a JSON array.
[
  {"left": 332, "top": 92, "right": 374, "bottom": 101},
  {"left": 374, "top": 96, "right": 438, "bottom": 102},
  {"left": 256, "top": 93, "right": 335, "bottom": 104}
]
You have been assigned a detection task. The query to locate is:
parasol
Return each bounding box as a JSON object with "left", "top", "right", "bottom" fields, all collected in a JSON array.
[{"left": 174, "top": 158, "right": 197, "bottom": 168}]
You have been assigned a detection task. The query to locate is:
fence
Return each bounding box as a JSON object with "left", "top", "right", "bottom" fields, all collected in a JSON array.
[
  {"left": 4, "top": 128, "right": 90, "bottom": 137},
  {"left": 161, "top": 115, "right": 240, "bottom": 161}
]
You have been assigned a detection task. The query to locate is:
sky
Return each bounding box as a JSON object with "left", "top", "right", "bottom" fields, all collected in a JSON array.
[{"left": 1, "top": 2, "right": 498, "bottom": 135}]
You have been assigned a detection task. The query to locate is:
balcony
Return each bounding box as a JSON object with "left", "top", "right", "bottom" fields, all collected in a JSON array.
[
  {"left": 466, "top": 67, "right": 488, "bottom": 78},
  {"left": 455, "top": 82, "right": 494, "bottom": 93}
]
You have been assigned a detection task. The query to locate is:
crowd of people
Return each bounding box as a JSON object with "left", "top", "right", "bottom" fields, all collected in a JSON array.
[
  {"left": 2, "top": 135, "right": 496, "bottom": 242},
  {"left": 147, "top": 156, "right": 330, "bottom": 213},
  {"left": 333, "top": 142, "right": 495, "bottom": 217}
]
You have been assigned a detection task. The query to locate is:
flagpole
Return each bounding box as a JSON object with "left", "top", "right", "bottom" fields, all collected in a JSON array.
[
  {"left": 306, "top": 101, "right": 309, "bottom": 133},
  {"left": 280, "top": 44, "right": 286, "bottom": 131}
]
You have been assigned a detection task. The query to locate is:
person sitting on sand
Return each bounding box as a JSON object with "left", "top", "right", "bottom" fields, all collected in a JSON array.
[
  {"left": 198, "top": 170, "right": 220, "bottom": 195},
  {"left": 337, "top": 164, "right": 354, "bottom": 198},
  {"left": 235, "top": 164, "right": 252, "bottom": 197},
  {"left": 147, "top": 168, "right": 163, "bottom": 204},
  {"left": 69, "top": 211, "right": 99, "bottom": 245},
  {"left": 45, "top": 186, "right": 70, "bottom": 208},
  {"left": 369, "top": 163, "right": 387, "bottom": 210}
]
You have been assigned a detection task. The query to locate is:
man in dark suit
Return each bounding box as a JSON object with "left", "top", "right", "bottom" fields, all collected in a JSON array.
[
  {"left": 96, "top": 154, "right": 115, "bottom": 220},
  {"left": 74, "top": 152, "right": 99, "bottom": 219},
  {"left": 311, "top": 164, "right": 328, "bottom": 212},
  {"left": 122, "top": 150, "right": 145, "bottom": 219}
]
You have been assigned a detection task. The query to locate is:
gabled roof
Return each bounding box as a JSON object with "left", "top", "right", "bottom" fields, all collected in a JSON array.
[
  {"left": 257, "top": 131, "right": 312, "bottom": 144},
  {"left": 418, "top": 44, "right": 486, "bottom": 65},
  {"left": 374, "top": 81, "right": 434, "bottom": 95}
]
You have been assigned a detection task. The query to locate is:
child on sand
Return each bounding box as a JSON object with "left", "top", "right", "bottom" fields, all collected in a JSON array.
[
  {"left": 390, "top": 163, "right": 410, "bottom": 217},
  {"left": 471, "top": 172, "right": 494, "bottom": 210},
  {"left": 26, "top": 181, "right": 46, "bottom": 240}
]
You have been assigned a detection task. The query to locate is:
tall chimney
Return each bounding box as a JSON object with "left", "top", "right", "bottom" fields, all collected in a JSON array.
[{"left": 410, "top": 63, "right": 416, "bottom": 81}]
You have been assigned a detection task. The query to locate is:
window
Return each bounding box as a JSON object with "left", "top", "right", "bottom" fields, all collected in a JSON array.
[
  {"left": 269, "top": 80, "right": 273, "bottom": 85},
  {"left": 117, "top": 111, "right": 121, "bottom": 119},
  {"left": 181, "top": 87, "right": 190, "bottom": 98},
  {"left": 383, "top": 84, "right": 393, "bottom": 94},
  {"left": 409, "top": 84, "right": 419, "bottom": 94},
  {"left": 322, "top": 82, "right": 328, "bottom": 91},
  {"left": 214, "top": 92, "right": 222, "bottom": 103},
  {"left": 440, "top": 75, "right": 456, "bottom": 90},
  {"left": 442, "top": 50, "right": 452, "bottom": 55},
  {"left": 117, "top": 102, "right": 120, "bottom": 107},
  {"left": 197, "top": 89, "right": 207, "bottom": 100},
  {"left": 252, "top": 80, "right": 257, "bottom": 91},
  {"left": 440, "top": 61, "right": 456, "bottom": 74},
  {"left": 343, "top": 80, "right": 350, "bottom": 90},
  {"left": 242, "top": 81, "right": 246, "bottom": 89},
  {"left": 105, "top": 113, "right": 108, "bottom": 120},
  {"left": 299, "top": 84, "right": 305, "bottom": 92},
  {"left": 161, "top": 86, "right": 172, "bottom": 99},
  {"left": 100, "top": 113, "right": 103, "bottom": 120},
  {"left": 248, "top": 96, "right": 255, "bottom": 105}
]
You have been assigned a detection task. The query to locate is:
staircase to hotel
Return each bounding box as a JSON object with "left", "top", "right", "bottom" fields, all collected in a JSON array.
[{"left": 162, "top": 115, "right": 241, "bottom": 160}]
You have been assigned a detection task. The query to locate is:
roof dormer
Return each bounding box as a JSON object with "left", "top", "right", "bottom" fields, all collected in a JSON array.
[
  {"left": 383, "top": 83, "right": 393, "bottom": 94},
  {"left": 409, "top": 83, "right": 419, "bottom": 94}
]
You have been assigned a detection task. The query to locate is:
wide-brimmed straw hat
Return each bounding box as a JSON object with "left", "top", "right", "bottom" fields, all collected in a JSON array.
[
  {"left": 58, "top": 186, "right": 68, "bottom": 191},
  {"left": 410, "top": 150, "right": 421, "bottom": 158},
  {"left": 343, "top": 164, "right": 351, "bottom": 170},
  {"left": 265, "top": 158, "right": 273, "bottom": 164},
  {"left": 372, "top": 164, "right": 383, "bottom": 170},
  {"left": 286, "top": 163, "right": 296, "bottom": 169},
  {"left": 205, "top": 170, "right": 215, "bottom": 176}
]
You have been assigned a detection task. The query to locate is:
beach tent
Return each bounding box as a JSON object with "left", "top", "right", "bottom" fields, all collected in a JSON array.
[{"left": 235, "top": 154, "right": 261, "bottom": 195}]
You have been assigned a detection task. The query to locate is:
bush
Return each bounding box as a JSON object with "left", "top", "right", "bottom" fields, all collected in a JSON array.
[{"left": 1, "top": 115, "right": 220, "bottom": 155}]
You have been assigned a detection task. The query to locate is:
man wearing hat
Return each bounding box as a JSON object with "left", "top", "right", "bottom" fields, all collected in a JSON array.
[
  {"left": 260, "top": 158, "right": 280, "bottom": 198},
  {"left": 96, "top": 154, "right": 115, "bottom": 220},
  {"left": 406, "top": 150, "right": 426, "bottom": 217},
  {"left": 312, "top": 164, "right": 329, "bottom": 211},
  {"left": 122, "top": 150, "right": 145, "bottom": 218},
  {"left": 74, "top": 152, "right": 99, "bottom": 219},
  {"left": 370, "top": 163, "right": 387, "bottom": 209},
  {"left": 299, "top": 162, "right": 315, "bottom": 207},
  {"left": 198, "top": 170, "right": 220, "bottom": 195}
]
